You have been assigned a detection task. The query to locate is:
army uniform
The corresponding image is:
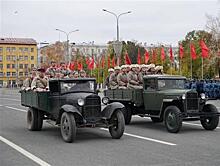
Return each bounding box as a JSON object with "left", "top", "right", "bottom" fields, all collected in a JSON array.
[
  {"left": 104, "top": 68, "right": 114, "bottom": 89},
  {"left": 22, "top": 77, "right": 32, "bottom": 90},
  {"left": 117, "top": 72, "right": 128, "bottom": 89},
  {"left": 46, "top": 67, "right": 57, "bottom": 78},
  {"left": 31, "top": 76, "right": 48, "bottom": 91},
  {"left": 138, "top": 72, "right": 145, "bottom": 85},
  {"left": 127, "top": 70, "right": 142, "bottom": 89},
  {"left": 58, "top": 67, "right": 70, "bottom": 76},
  {"left": 109, "top": 73, "right": 119, "bottom": 89}
]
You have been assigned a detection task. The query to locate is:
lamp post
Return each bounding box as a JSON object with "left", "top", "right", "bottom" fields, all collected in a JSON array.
[
  {"left": 55, "top": 29, "right": 79, "bottom": 63},
  {"left": 102, "top": 9, "right": 131, "bottom": 66}
]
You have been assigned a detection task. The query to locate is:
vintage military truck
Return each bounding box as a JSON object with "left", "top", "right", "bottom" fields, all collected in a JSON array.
[
  {"left": 103, "top": 75, "right": 220, "bottom": 133},
  {"left": 21, "top": 78, "right": 125, "bottom": 142}
]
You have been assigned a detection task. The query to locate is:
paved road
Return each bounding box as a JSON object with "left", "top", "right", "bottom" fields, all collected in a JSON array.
[{"left": 0, "top": 88, "right": 220, "bottom": 166}]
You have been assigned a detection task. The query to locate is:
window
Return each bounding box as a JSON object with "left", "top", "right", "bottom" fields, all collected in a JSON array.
[
  {"left": 19, "top": 55, "right": 23, "bottom": 60},
  {"left": 19, "top": 47, "right": 23, "bottom": 52},
  {"left": 19, "top": 72, "right": 23, "bottom": 76},
  {"left": 7, "top": 64, "right": 10, "bottom": 69},
  {"left": 0, "top": 72, "right": 3, "bottom": 77},
  {"left": 12, "top": 64, "right": 15, "bottom": 69},
  {"left": 31, "top": 64, "right": 34, "bottom": 68},
  {"left": 12, "top": 55, "right": 16, "bottom": 60},
  {"left": 0, "top": 55, "right": 2, "bottom": 62},
  {"left": 0, "top": 64, "right": 3, "bottom": 69},
  {"left": 0, "top": 47, "right": 3, "bottom": 52},
  {"left": 24, "top": 64, "right": 28, "bottom": 69},
  {"left": 6, "top": 55, "right": 11, "bottom": 61},
  {"left": 145, "top": 79, "right": 157, "bottom": 91},
  {"left": 6, "top": 47, "right": 11, "bottom": 52},
  {"left": 11, "top": 47, "right": 16, "bottom": 52},
  {"left": 19, "top": 64, "right": 23, "bottom": 69},
  {"left": 7, "top": 72, "right": 10, "bottom": 76},
  {"left": 24, "top": 56, "right": 28, "bottom": 60},
  {"left": 25, "top": 72, "right": 28, "bottom": 76},
  {"left": 31, "top": 56, "right": 34, "bottom": 60},
  {"left": 31, "top": 48, "right": 34, "bottom": 52},
  {"left": 12, "top": 72, "right": 16, "bottom": 76},
  {"left": 24, "top": 47, "right": 28, "bottom": 52}
]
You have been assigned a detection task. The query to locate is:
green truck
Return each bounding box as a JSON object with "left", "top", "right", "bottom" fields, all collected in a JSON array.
[{"left": 103, "top": 75, "right": 220, "bottom": 133}]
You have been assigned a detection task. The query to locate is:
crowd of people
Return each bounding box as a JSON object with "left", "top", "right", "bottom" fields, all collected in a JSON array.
[
  {"left": 185, "top": 79, "right": 220, "bottom": 99},
  {"left": 104, "top": 64, "right": 163, "bottom": 89},
  {"left": 22, "top": 61, "right": 88, "bottom": 91}
]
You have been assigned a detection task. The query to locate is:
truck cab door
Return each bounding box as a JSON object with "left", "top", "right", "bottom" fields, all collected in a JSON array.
[{"left": 143, "top": 78, "right": 160, "bottom": 115}]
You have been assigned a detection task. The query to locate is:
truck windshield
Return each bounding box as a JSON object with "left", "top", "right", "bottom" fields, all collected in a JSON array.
[
  {"left": 60, "top": 81, "right": 95, "bottom": 93},
  {"left": 158, "top": 79, "right": 185, "bottom": 90}
]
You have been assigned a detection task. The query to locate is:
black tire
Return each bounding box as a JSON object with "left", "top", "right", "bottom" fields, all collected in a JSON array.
[
  {"left": 200, "top": 104, "right": 219, "bottom": 130},
  {"left": 164, "top": 106, "right": 182, "bottom": 133},
  {"left": 124, "top": 106, "right": 132, "bottom": 125},
  {"left": 151, "top": 117, "right": 163, "bottom": 123},
  {"left": 37, "top": 110, "right": 43, "bottom": 131},
  {"left": 109, "top": 110, "right": 125, "bottom": 139},
  {"left": 60, "top": 112, "right": 76, "bottom": 143},
  {"left": 27, "top": 108, "right": 38, "bottom": 131}
]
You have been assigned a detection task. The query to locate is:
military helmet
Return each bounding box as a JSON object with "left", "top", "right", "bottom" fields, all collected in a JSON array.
[
  {"left": 114, "top": 66, "right": 121, "bottom": 70},
  {"left": 108, "top": 68, "right": 114, "bottom": 72}
]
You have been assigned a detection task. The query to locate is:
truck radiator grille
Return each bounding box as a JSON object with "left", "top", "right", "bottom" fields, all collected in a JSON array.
[
  {"left": 186, "top": 92, "right": 198, "bottom": 110},
  {"left": 83, "top": 95, "right": 101, "bottom": 118}
]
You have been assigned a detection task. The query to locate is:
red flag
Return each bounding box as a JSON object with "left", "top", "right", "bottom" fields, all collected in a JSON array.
[
  {"left": 107, "top": 55, "right": 111, "bottom": 68},
  {"left": 77, "top": 61, "right": 83, "bottom": 70},
  {"left": 152, "top": 49, "right": 157, "bottom": 63},
  {"left": 125, "top": 52, "right": 131, "bottom": 65},
  {"left": 68, "top": 62, "right": 74, "bottom": 71},
  {"left": 190, "top": 43, "right": 197, "bottom": 60},
  {"left": 86, "top": 57, "right": 90, "bottom": 65},
  {"left": 101, "top": 56, "right": 105, "bottom": 68},
  {"left": 169, "top": 46, "right": 174, "bottom": 62},
  {"left": 137, "top": 48, "right": 141, "bottom": 64},
  {"left": 112, "top": 56, "right": 116, "bottom": 67},
  {"left": 161, "top": 47, "right": 165, "bottom": 61},
  {"left": 200, "top": 40, "right": 209, "bottom": 58},
  {"left": 88, "top": 56, "right": 94, "bottom": 70},
  {"left": 144, "top": 50, "right": 149, "bottom": 64},
  {"left": 179, "top": 44, "right": 184, "bottom": 59}
]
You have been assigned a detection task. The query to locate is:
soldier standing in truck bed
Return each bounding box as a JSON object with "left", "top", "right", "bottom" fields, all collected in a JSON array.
[
  {"left": 109, "top": 66, "right": 120, "bottom": 89},
  {"left": 57, "top": 62, "right": 70, "bottom": 77},
  {"left": 46, "top": 61, "right": 57, "bottom": 78},
  {"left": 104, "top": 68, "right": 114, "bottom": 89},
  {"left": 127, "top": 64, "right": 142, "bottom": 89},
  {"left": 31, "top": 68, "right": 49, "bottom": 91},
  {"left": 22, "top": 68, "right": 37, "bottom": 90},
  {"left": 138, "top": 64, "right": 148, "bottom": 85},
  {"left": 117, "top": 65, "right": 128, "bottom": 89}
]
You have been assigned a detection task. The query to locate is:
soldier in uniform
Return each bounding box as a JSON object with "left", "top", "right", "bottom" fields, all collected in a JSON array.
[
  {"left": 138, "top": 64, "right": 148, "bottom": 85},
  {"left": 79, "top": 70, "right": 86, "bottom": 78},
  {"left": 127, "top": 64, "right": 142, "bottom": 89},
  {"left": 58, "top": 62, "right": 70, "bottom": 77},
  {"left": 22, "top": 69, "right": 37, "bottom": 90},
  {"left": 46, "top": 61, "right": 57, "bottom": 78},
  {"left": 31, "top": 68, "right": 49, "bottom": 91},
  {"left": 109, "top": 66, "right": 120, "bottom": 89},
  {"left": 68, "top": 71, "right": 74, "bottom": 78},
  {"left": 155, "top": 66, "right": 164, "bottom": 75},
  {"left": 126, "top": 65, "right": 131, "bottom": 73},
  {"left": 117, "top": 65, "right": 128, "bottom": 89},
  {"left": 104, "top": 68, "right": 114, "bottom": 89},
  {"left": 73, "top": 71, "right": 79, "bottom": 78}
]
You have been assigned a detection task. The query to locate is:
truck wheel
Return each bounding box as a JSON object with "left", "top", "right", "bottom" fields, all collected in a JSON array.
[
  {"left": 200, "top": 104, "right": 219, "bottom": 130},
  {"left": 60, "top": 112, "right": 76, "bottom": 143},
  {"left": 109, "top": 110, "right": 125, "bottom": 139},
  {"left": 164, "top": 106, "right": 182, "bottom": 133},
  {"left": 124, "top": 106, "right": 132, "bottom": 125},
  {"left": 27, "top": 108, "right": 38, "bottom": 131},
  {"left": 37, "top": 110, "right": 43, "bottom": 131},
  {"left": 151, "top": 117, "right": 163, "bottom": 123}
]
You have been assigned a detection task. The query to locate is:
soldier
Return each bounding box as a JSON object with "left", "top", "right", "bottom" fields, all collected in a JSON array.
[
  {"left": 58, "top": 62, "right": 70, "bottom": 77},
  {"left": 104, "top": 68, "right": 114, "bottom": 89},
  {"left": 31, "top": 68, "right": 49, "bottom": 91},
  {"left": 155, "top": 66, "right": 164, "bottom": 75},
  {"left": 138, "top": 64, "right": 148, "bottom": 85},
  {"left": 46, "top": 61, "right": 57, "bottom": 78},
  {"left": 79, "top": 70, "right": 86, "bottom": 78},
  {"left": 73, "top": 71, "right": 79, "bottom": 78},
  {"left": 127, "top": 64, "right": 142, "bottom": 89},
  {"left": 22, "top": 69, "right": 37, "bottom": 90},
  {"left": 148, "top": 64, "right": 156, "bottom": 74},
  {"left": 117, "top": 65, "right": 128, "bottom": 89},
  {"left": 109, "top": 66, "right": 120, "bottom": 89},
  {"left": 68, "top": 71, "right": 74, "bottom": 78},
  {"left": 126, "top": 65, "right": 131, "bottom": 73}
]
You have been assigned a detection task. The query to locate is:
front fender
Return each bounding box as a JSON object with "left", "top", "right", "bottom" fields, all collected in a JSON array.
[
  {"left": 57, "top": 104, "right": 83, "bottom": 124},
  {"left": 101, "top": 102, "right": 125, "bottom": 119}
]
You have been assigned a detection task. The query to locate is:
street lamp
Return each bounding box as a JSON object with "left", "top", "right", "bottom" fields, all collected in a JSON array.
[
  {"left": 55, "top": 28, "right": 79, "bottom": 62},
  {"left": 102, "top": 9, "right": 131, "bottom": 66}
]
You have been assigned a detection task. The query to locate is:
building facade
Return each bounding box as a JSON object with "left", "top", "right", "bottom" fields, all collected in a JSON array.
[{"left": 0, "top": 38, "right": 37, "bottom": 87}]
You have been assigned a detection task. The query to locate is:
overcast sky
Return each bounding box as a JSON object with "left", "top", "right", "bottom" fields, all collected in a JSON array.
[{"left": 0, "top": 0, "right": 219, "bottom": 46}]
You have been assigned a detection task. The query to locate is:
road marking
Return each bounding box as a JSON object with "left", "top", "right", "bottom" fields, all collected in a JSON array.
[
  {"left": 5, "top": 106, "right": 27, "bottom": 112},
  {"left": 0, "top": 136, "right": 51, "bottom": 166},
  {"left": 0, "top": 97, "right": 20, "bottom": 101},
  {"left": 100, "top": 128, "right": 176, "bottom": 146},
  {"left": 183, "top": 122, "right": 220, "bottom": 129},
  {"left": 0, "top": 105, "right": 3, "bottom": 107}
]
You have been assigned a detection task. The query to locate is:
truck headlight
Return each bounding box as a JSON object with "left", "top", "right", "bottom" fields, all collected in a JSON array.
[
  {"left": 78, "top": 98, "right": 85, "bottom": 106},
  {"left": 102, "top": 97, "right": 109, "bottom": 105},
  {"left": 200, "top": 93, "right": 206, "bottom": 99},
  {"left": 182, "top": 94, "right": 186, "bottom": 100}
]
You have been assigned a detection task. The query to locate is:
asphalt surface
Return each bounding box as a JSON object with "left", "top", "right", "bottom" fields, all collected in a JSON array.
[{"left": 0, "top": 88, "right": 220, "bottom": 166}]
